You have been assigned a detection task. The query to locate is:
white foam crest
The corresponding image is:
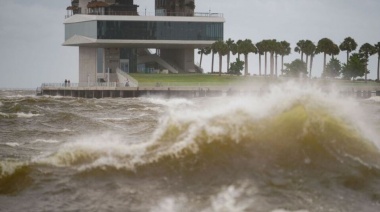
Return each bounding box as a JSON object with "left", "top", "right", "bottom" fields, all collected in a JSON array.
[
  {"left": 145, "top": 97, "right": 194, "bottom": 108},
  {"left": 36, "top": 132, "right": 150, "bottom": 171},
  {"left": 16, "top": 112, "right": 41, "bottom": 118},
  {"left": 271, "top": 209, "right": 309, "bottom": 212},
  {"left": 0, "top": 161, "right": 26, "bottom": 176},
  {"left": 5, "top": 94, "right": 35, "bottom": 99},
  {"left": 32, "top": 139, "right": 60, "bottom": 144},
  {"left": 61, "top": 128, "right": 73, "bottom": 132},
  {"left": 96, "top": 117, "right": 130, "bottom": 121},
  {"left": 205, "top": 184, "right": 254, "bottom": 212},
  {"left": 5, "top": 142, "right": 20, "bottom": 147},
  {"left": 150, "top": 195, "right": 188, "bottom": 212},
  {"left": 0, "top": 112, "right": 9, "bottom": 117}
]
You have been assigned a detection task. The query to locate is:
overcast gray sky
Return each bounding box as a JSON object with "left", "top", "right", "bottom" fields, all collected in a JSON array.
[{"left": 0, "top": 0, "right": 379, "bottom": 88}]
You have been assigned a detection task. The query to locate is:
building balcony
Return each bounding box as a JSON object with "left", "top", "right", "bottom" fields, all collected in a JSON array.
[{"left": 65, "top": 9, "right": 223, "bottom": 19}]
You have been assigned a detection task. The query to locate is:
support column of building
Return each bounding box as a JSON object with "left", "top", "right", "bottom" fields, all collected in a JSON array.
[{"left": 79, "top": 47, "right": 97, "bottom": 85}]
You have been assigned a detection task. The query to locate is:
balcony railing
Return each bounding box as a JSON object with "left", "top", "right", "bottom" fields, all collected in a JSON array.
[{"left": 65, "top": 9, "right": 223, "bottom": 19}]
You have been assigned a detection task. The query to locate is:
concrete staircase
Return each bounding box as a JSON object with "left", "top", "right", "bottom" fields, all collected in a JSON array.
[
  {"left": 137, "top": 55, "right": 179, "bottom": 74},
  {"left": 116, "top": 68, "right": 139, "bottom": 87}
]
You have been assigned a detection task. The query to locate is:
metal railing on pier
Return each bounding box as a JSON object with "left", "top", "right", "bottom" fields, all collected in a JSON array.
[{"left": 41, "top": 82, "right": 117, "bottom": 88}]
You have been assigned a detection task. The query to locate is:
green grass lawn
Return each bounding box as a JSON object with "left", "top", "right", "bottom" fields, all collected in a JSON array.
[
  {"left": 129, "top": 73, "right": 243, "bottom": 83},
  {"left": 129, "top": 73, "right": 380, "bottom": 88},
  {"left": 129, "top": 73, "right": 276, "bottom": 86}
]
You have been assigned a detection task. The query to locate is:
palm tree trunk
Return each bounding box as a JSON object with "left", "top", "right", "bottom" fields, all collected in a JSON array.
[
  {"left": 227, "top": 52, "right": 230, "bottom": 72},
  {"left": 346, "top": 51, "right": 349, "bottom": 64},
  {"left": 264, "top": 52, "right": 267, "bottom": 76},
  {"left": 219, "top": 54, "right": 222, "bottom": 76},
  {"left": 305, "top": 55, "right": 309, "bottom": 75},
  {"left": 365, "top": 65, "right": 368, "bottom": 83},
  {"left": 275, "top": 54, "right": 278, "bottom": 77},
  {"left": 245, "top": 54, "right": 248, "bottom": 76},
  {"left": 270, "top": 53, "right": 274, "bottom": 76},
  {"left": 377, "top": 56, "right": 380, "bottom": 81},
  {"left": 281, "top": 55, "right": 284, "bottom": 75},
  {"left": 259, "top": 55, "right": 262, "bottom": 76},
  {"left": 301, "top": 52, "right": 304, "bottom": 62},
  {"left": 200, "top": 52, "right": 203, "bottom": 68},
  {"left": 211, "top": 53, "right": 214, "bottom": 73},
  {"left": 323, "top": 53, "right": 327, "bottom": 74},
  {"left": 310, "top": 55, "right": 314, "bottom": 78}
]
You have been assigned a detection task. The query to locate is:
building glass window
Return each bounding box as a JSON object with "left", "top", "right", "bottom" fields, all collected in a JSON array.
[{"left": 97, "top": 21, "right": 223, "bottom": 41}]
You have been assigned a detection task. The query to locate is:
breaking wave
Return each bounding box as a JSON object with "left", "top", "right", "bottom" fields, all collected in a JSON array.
[
  {"left": 38, "top": 83, "right": 380, "bottom": 177},
  {"left": 0, "top": 161, "right": 32, "bottom": 195},
  {"left": 3, "top": 83, "right": 380, "bottom": 197}
]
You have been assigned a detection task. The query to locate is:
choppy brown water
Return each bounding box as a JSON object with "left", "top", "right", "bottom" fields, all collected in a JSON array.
[{"left": 1, "top": 83, "right": 380, "bottom": 212}]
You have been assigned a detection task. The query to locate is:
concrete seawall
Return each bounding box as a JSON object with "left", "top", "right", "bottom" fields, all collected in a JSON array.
[
  {"left": 39, "top": 87, "right": 223, "bottom": 98},
  {"left": 38, "top": 86, "right": 380, "bottom": 99}
]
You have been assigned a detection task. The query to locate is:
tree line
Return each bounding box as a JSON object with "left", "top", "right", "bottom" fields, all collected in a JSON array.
[{"left": 197, "top": 37, "right": 380, "bottom": 82}]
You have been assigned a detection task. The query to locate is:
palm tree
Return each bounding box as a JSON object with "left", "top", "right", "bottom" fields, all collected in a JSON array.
[
  {"left": 274, "top": 41, "right": 281, "bottom": 76},
  {"left": 303, "top": 40, "right": 316, "bottom": 78},
  {"left": 261, "top": 40, "right": 270, "bottom": 76},
  {"left": 225, "top": 38, "right": 235, "bottom": 72},
  {"left": 236, "top": 39, "right": 243, "bottom": 60},
  {"left": 239, "top": 39, "right": 257, "bottom": 76},
  {"left": 214, "top": 40, "right": 229, "bottom": 76},
  {"left": 316, "top": 38, "right": 335, "bottom": 75},
  {"left": 277, "top": 41, "right": 291, "bottom": 75},
  {"left": 197, "top": 47, "right": 211, "bottom": 68},
  {"left": 256, "top": 41, "right": 265, "bottom": 76},
  {"left": 267, "top": 39, "right": 277, "bottom": 76},
  {"left": 375, "top": 42, "right": 380, "bottom": 82},
  {"left": 339, "top": 37, "right": 358, "bottom": 64},
  {"left": 210, "top": 42, "right": 218, "bottom": 73},
  {"left": 295, "top": 40, "right": 306, "bottom": 61},
  {"left": 331, "top": 44, "right": 340, "bottom": 59},
  {"left": 359, "top": 43, "right": 376, "bottom": 82}
]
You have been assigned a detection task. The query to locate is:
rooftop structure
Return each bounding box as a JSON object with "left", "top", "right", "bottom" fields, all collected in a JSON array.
[{"left": 64, "top": 0, "right": 224, "bottom": 85}]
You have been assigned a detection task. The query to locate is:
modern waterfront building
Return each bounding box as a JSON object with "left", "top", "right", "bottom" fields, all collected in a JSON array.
[{"left": 64, "top": 0, "right": 224, "bottom": 85}]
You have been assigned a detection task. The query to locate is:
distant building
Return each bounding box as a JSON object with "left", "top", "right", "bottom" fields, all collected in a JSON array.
[{"left": 64, "top": 0, "right": 224, "bottom": 84}]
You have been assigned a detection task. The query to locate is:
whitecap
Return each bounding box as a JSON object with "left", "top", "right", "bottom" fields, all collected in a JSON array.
[
  {"left": 150, "top": 195, "right": 188, "bottom": 212},
  {"left": 0, "top": 112, "right": 9, "bottom": 117},
  {"left": 32, "top": 139, "right": 60, "bottom": 144},
  {"left": 16, "top": 112, "right": 41, "bottom": 118},
  {"left": 143, "top": 107, "right": 162, "bottom": 112},
  {"left": 145, "top": 98, "right": 194, "bottom": 107},
  {"left": 96, "top": 117, "right": 130, "bottom": 121},
  {"left": 5, "top": 142, "right": 20, "bottom": 147},
  {"left": 61, "top": 129, "right": 73, "bottom": 132},
  {"left": 208, "top": 184, "right": 253, "bottom": 212}
]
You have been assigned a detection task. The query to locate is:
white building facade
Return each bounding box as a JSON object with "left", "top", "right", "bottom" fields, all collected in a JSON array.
[{"left": 64, "top": 0, "right": 224, "bottom": 83}]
